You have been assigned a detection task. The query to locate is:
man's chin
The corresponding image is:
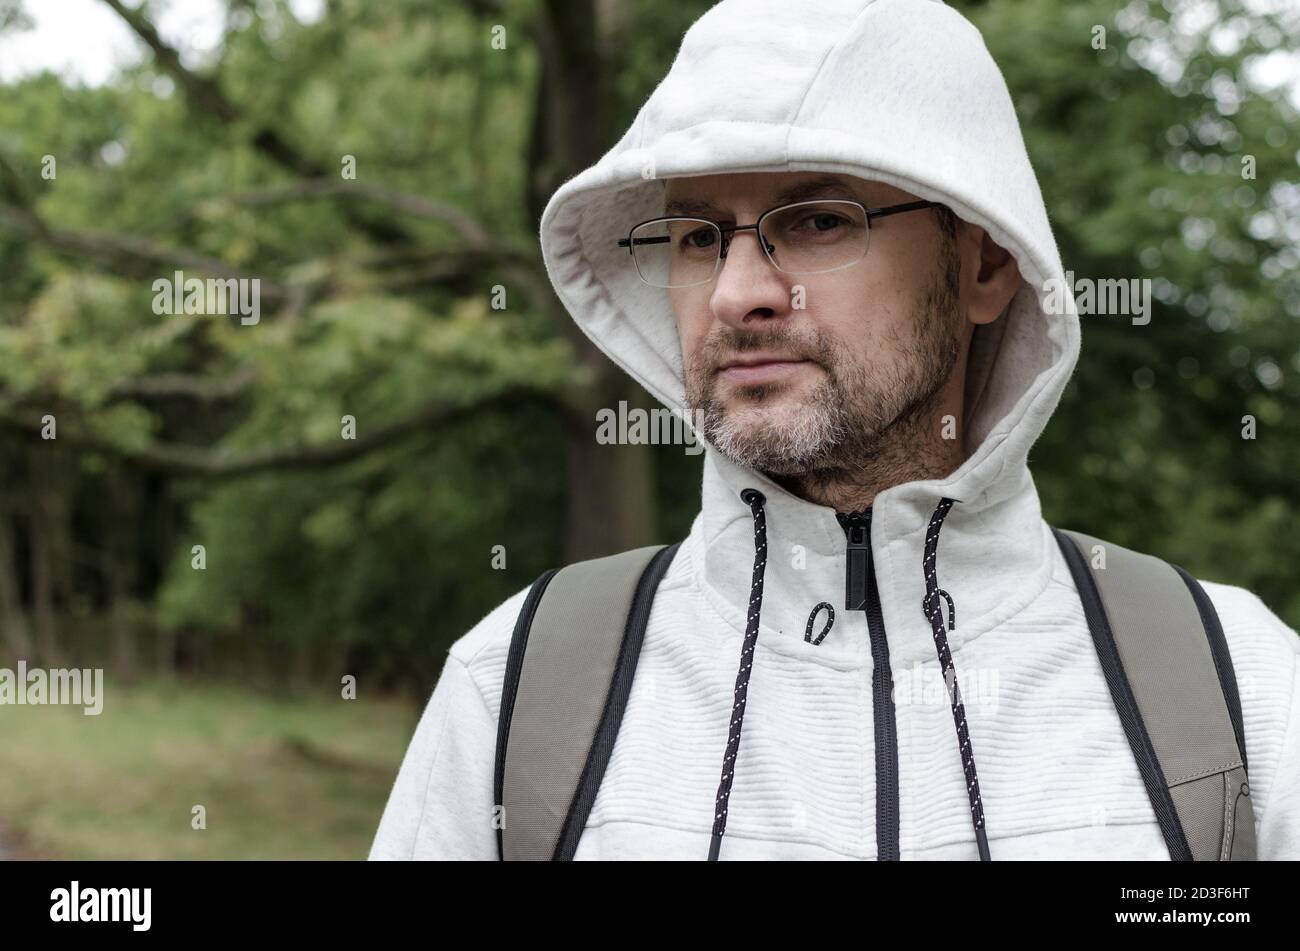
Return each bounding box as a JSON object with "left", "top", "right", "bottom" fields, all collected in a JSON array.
[
  {"left": 701, "top": 401, "right": 841, "bottom": 475},
  {"left": 710, "top": 433, "right": 829, "bottom": 477}
]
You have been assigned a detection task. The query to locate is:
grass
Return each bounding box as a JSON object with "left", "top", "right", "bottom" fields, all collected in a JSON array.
[{"left": 0, "top": 677, "right": 419, "bottom": 860}]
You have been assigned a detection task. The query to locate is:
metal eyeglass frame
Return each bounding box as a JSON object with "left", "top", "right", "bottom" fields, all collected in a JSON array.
[{"left": 615, "top": 198, "right": 941, "bottom": 288}]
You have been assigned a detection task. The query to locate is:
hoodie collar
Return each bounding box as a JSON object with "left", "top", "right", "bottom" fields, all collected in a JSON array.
[{"left": 698, "top": 428, "right": 1055, "bottom": 669}]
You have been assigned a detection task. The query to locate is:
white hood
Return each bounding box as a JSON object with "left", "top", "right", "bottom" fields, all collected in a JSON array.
[{"left": 540, "top": 0, "right": 1078, "bottom": 503}]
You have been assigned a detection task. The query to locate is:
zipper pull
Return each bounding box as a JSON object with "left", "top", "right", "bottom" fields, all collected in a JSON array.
[{"left": 838, "top": 510, "right": 872, "bottom": 611}]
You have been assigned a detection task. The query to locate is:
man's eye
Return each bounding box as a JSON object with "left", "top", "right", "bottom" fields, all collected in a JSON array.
[
  {"left": 798, "top": 212, "right": 847, "bottom": 232},
  {"left": 681, "top": 228, "right": 717, "bottom": 249}
]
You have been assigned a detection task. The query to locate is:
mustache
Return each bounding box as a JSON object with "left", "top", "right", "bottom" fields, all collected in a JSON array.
[{"left": 698, "top": 328, "right": 832, "bottom": 371}]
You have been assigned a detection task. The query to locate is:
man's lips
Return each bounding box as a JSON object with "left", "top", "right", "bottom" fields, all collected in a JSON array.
[{"left": 715, "top": 354, "right": 815, "bottom": 385}]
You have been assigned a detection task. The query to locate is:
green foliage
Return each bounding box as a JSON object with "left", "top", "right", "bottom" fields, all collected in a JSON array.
[
  {"left": 157, "top": 401, "right": 565, "bottom": 688},
  {"left": 0, "top": 0, "right": 1295, "bottom": 708},
  {"left": 0, "top": 0, "right": 573, "bottom": 695}
]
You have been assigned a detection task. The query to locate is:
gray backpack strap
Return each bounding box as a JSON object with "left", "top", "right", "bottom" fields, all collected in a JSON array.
[
  {"left": 494, "top": 542, "right": 680, "bottom": 861},
  {"left": 1052, "top": 528, "right": 1255, "bottom": 861}
]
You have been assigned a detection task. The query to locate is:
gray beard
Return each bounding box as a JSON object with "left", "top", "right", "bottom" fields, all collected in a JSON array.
[{"left": 685, "top": 246, "right": 963, "bottom": 491}]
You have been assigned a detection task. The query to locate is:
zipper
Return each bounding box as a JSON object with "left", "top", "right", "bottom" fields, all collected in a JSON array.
[{"left": 837, "top": 508, "right": 900, "bottom": 861}]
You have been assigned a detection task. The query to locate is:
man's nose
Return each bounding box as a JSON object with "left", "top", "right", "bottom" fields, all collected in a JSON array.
[{"left": 710, "top": 228, "right": 790, "bottom": 328}]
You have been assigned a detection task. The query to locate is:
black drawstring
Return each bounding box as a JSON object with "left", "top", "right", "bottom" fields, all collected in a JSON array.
[
  {"left": 709, "top": 487, "right": 768, "bottom": 861},
  {"left": 921, "top": 497, "right": 992, "bottom": 861},
  {"left": 804, "top": 602, "right": 835, "bottom": 645},
  {"left": 708, "top": 491, "right": 989, "bottom": 861}
]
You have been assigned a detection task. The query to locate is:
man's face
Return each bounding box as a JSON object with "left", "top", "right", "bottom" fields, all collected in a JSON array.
[{"left": 666, "top": 171, "right": 966, "bottom": 477}]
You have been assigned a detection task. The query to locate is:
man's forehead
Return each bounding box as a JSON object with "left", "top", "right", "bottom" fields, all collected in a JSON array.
[{"left": 661, "top": 172, "right": 893, "bottom": 216}]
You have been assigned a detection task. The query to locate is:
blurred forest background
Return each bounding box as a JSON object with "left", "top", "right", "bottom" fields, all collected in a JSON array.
[{"left": 0, "top": 0, "right": 1297, "bottom": 858}]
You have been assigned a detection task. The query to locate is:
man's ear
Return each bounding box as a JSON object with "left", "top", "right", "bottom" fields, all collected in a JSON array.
[{"left": 958, "top": 223, "right": 1022, "bottom": 326}]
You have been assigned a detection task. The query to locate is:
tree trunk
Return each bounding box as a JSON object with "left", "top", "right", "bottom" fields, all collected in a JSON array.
[
  {"left": 564, "top": 375, "right": 658, "bottom": 561},
  {"left": 0, "top": 507, "right": 32, "bottom": 663},
  {"left": 531, "top": 0, "right": 658, "bottom": 561},
  {"left": 104, "top": 467, "right": 139, "bottom": 682},
  {"left": 28, "top": 449, "right": 65, "bottom": 667},
  {"left": 156, "top": 624, "right": 176, "bottom": 680}
]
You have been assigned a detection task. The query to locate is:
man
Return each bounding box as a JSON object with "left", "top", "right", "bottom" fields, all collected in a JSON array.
[{"left": 370, "top": 0, "right": 1299, "bottom": 859}]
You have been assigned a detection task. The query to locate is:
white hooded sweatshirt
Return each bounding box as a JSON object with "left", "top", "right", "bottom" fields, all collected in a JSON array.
[{"left": 370, "top": 0, "right": 1300, "bottom": 860}]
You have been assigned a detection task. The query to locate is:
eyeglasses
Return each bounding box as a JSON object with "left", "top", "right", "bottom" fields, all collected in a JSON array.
[{"left": 616, "top": 198, "right": 940, "bottom": 289}]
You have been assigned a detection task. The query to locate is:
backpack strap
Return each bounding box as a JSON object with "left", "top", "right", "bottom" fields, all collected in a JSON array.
[
  {"left": 494, "top": 542, "right": 681, "bottom": 860},
  {"left": 1052, "top": 528, "right": 1255, "bottom": 861}
]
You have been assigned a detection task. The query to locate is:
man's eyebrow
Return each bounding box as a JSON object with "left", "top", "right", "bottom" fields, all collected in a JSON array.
[
  {"left": 663, "top": 177, "right": 867, "bottom": 217},
  {"left": 663, "top": 195, "right": 725, "bottom": 217},
  {"left": 770, "top": 176, "right": 866, "bottom": 206}
]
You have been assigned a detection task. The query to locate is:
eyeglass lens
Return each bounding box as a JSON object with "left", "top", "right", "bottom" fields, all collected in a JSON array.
[{"left": 628, "top": 200, "right": 870, "bottom": 288}]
